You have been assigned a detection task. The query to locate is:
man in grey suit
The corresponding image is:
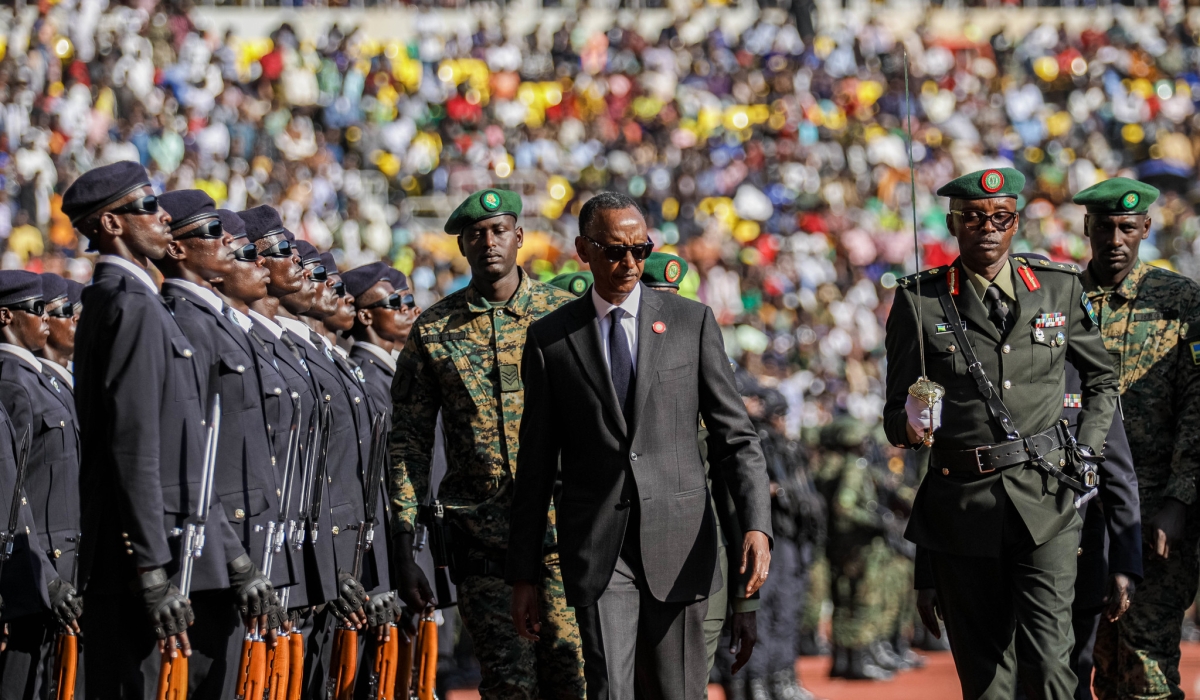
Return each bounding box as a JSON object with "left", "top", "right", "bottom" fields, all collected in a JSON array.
[{"left": 506, "top": 192, "right": 773, "bottom": 700}]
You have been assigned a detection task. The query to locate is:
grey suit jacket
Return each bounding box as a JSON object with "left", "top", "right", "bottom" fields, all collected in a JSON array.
[{"left": 506, "top": 284, "right": 771, "bottom": 607}]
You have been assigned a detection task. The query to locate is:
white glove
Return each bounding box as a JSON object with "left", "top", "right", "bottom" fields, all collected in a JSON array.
[{"left": 905, "top": 394, "right": 942, "bottom": 440}]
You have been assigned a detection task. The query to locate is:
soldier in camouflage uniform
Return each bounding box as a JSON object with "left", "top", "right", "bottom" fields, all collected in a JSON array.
[
  {"left": 1072, "top": 179, "right": 1200, "bottom": 700},
  {"left": 389, "top": 189, "right": 585, "bottom": 699}
]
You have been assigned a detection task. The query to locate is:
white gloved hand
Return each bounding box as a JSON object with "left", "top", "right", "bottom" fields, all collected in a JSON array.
[{"left": 905, "top": 394, "right": 943, "bottom": 440}]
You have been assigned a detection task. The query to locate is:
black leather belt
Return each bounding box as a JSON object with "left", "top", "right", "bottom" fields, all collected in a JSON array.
[{"left": 933, "top": 425, "right": 1065, "bottom": 476}]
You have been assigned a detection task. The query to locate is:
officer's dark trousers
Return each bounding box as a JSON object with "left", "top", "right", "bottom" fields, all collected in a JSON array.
[
  {"left": 930, "top": 500, "right": 1079, "bottom": 700},
  {"left": 1070, "top": 606, "right": 1102, "bottom": 700},
  {"left": 81, "top": 589, "right": 239, "bottom": 700},
  {"left": 300, "top": 605, "right": 336, "bottom": 700},
  {"left": 0, "top": 612, "right": 85, "bottom": 699}
]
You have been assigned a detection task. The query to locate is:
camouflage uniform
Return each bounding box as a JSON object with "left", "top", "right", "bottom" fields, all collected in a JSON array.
[
  {"left": 390, "top": 269, "right": 585, "bottom": 699},
  {"left": 1084, "top": 261, "right": 1200, "bottom": 700},
  {"left": 827, "top": 456, "right": 888, "bottom": 650}
]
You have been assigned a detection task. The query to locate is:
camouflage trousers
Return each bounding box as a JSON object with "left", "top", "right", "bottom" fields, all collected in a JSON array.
[
  {"left": 457, "top": 553, "right": 586, "bottom": 700},
  {"left": 877, "top": 552, "right": 916, "bottom": 641},
  {"left": 1093, "top": 534, "right": 1199, "bottom": 700},
  {"left": 800, "top": 555, "right": 828, "bottom": 637},
  {"left": 829, "top": 537, "right": 889, "bottom": 648}
]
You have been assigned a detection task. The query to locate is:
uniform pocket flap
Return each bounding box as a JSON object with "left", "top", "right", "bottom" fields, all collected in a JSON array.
[
  {"left": 330, "top": 502, "right": 358, "bottom": 536},
  {"left": 221, "top": 488, "right": 270, "bottom": 523},
  {"left": 171, "top": 336, "right": 196, "bottom": 360},
  {"left": 39, "top": 409, "right": 70, "bottom": 432},
  {"left": 658, "top": 363, "right": 695, "bottom": 383},
  {"left": 218, "top": 352, "right": 249, "bottom": 375},
  {"left": 160, "top": 483, "right": 196, "bottom": 515}
]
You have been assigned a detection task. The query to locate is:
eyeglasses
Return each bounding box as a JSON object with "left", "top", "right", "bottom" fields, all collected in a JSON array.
[
  {"left": 362, "top": 291, "right": 415, "bottom": 310},
  {"left": 260, "top": 239, "right": 295, "bottom": 259},
  {"left": 232, "top": 243, "right": 259, "bottom": 263},
  {"left": 4, "top": 299, "right": 45, "bottom": 316},
  {"left": 581, "top": 235, "right": 654, "bottom": 263},
  {"left": 175, "top": 218, "right": 223, "bottom": 241},
  {"left": 331, "top": 280, "right": 346, "bottom": 298},
  {"left": 108, "top": 195, "right": 160, "bottom": 218},
  {"left": 950, "top": 210, "right": 1017, "bottom": 231},
  {"left": 46, "top": 301, "right": 75, "bottom": 318},
  {"left": 308, "top": 265, "right": 328, "bottom": 282}
]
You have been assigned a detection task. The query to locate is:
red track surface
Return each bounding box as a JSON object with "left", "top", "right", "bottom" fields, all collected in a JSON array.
[{"left": 447, "top": 642, "right": 1200, "bottom": 699}]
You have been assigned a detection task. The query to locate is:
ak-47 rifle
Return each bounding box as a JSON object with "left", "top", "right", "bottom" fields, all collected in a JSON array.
[
  {"left": 157, "top": 393, "right": 221, "bottom": 700},
  {"left": 414, "top": 607, "right": 438, "bottom": 700},
  {"left": 365, "top": 416, "right": 398, "bottom": 700},
  {"left": 283, "top": 403, "right": 323, "bottom": 700},
  {"left": 237, "top": 391, "right": 304, "bottom": 700},
  {"left": 327, "top": 414, "right": 387, "bottom": 700},
  {"left": 0, "top": 429, "right": 31, "bottom": 583},
  {"left": 50, "top": 532, "right": 82, "bottom": 700}
]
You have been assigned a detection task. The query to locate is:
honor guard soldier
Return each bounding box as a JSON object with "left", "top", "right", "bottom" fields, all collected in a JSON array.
[
  {"left": 885, "top": 167, "right": 1119, "bottom": 700},
  {"left": 343, "top": 262, "right": 405, "bottom": 424},
  {"left": 0, "top": 271, "right": 84, "bottom": 699},
  {"left": 1070, "top": 178, "right": 1200, "bottom": 700},
  {"left": 154, "top": 190, "right": 282, "bottom": 696},
  {"left": 382, "top": 267, "right": 420, "bottom": 350},
  {"left": 66, "top": 162, "right": 246, "bottom": 699},
  {"left": 37, "top": 273, "right": 80, "bottom": 401},
  {"left": 238, "top": 208, "right": 350, "bottom": 677},
  {"left": 390, "top": 189, "right": 586, "bottom": 699}
]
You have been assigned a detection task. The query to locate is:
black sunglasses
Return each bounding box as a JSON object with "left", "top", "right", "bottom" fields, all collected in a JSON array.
[
  {"left": 260, "top": 239, "right": 295, "bottom": 258},
  {"left": 175, "top": 218, "right": 223, "bottom": 241},
  {"left": 363, "top": 291, "right": 414, "bottom": 310},
  {"left": 581, "top": 235, "right": 654, "bottom": 263},
  {"left": 109, "top": 195, "right": 160, "bottom": 217},
  {"left": 330, "top": 280, "right": 346, "bottom": 298},
  {"left": 4, "top": 299, "right": 45, "bottom": 316},
  {"left": 308, "top": 265, "right": 328, "bottom": 282},
  {"left": 232, "top": 242, "right": 259, "bottom": 262},
  {"left": 46, "top": 301, "right": 75, "bottom": 318},
  {"left": 950, "top": 210, "right": 1017, "bottom": 231}
]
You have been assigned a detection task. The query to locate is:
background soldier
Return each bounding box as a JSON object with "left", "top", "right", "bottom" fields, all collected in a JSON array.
[
  {"left": 885, "top": 168, "right": 1118, "bottom": 700},
  {"left": 1072, "top": 178, "right": 1200, "bottom": 700},
  {"left": 37, "top": 273, "right": 80, "bottom": 399},
  {"left": 0, "top": 271, "right": 84, "bottom": 699},
  {"left": 390, "top": 189, "right": 585, "bottom": 699}
]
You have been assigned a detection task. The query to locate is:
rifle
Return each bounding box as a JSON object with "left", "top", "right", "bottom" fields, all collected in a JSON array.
[
  {"left": 366, "top": 418, "right": 399, "bottom": 700},
  {"left": 156, "top": 393, "right": 221, "bottom": 700},
  {"left": 235, "top": 392, "right": 303, "bottom": 700},
  {"left": 327, "top": 414, "right": 388, "bottom": 700},
  {"left": 0, "top": 429, "right": 31, "bottom": 584},
  {"left": 50, "top": 536, "right": 83, "bottom": 700},
  {"left": 414, "top": 608, "right": 437, "bottom": 700}
]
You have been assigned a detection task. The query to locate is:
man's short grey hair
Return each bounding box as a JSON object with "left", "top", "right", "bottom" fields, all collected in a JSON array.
[{"left": 579, "top": 192, "right": 644, "bottom": 238}]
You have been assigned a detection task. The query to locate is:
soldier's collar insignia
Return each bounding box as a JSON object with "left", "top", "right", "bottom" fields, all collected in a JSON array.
[
  {"left": 1018, "top": 265, "right": 1041, "bottom": 292},
  {"left": 354, "top": 366, "right": 366, "bottom": 382},
  {"left": 981, "top": 169, "right": 1005, "bottom": 193},
  {"left": 1122, "top": 191, "right": 1140, "bottom": 210},
  {"left": 1191, "top": 341, "right": 1200, "bottom": 366},
  {"left": 481, "top": 190, "right": 501, "bottom": 211},
  {"left": 49, "top": 377, "right": 60, "bottom": 392}
]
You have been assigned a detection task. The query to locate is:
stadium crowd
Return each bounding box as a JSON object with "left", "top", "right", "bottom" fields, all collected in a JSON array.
[{"left": 2, "top": 0, "right": 1200, "bottom": 695}]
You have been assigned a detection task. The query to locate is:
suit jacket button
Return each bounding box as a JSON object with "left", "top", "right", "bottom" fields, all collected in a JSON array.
[
  {"left": 59, "top": 420, "right": 65, "bottom": 427},
  {"left": 53, "top": 548, "right": 61, "bottom": 558},
  {"left": 274, "top": 388, "right": 282, "bottom": 395},
  {"left": 947, "top": 345, "right": 956, "bottom": 352},
  {"left": 942, "top": 468, "right": 949, "bottom": 476},
  {"left": 332, "top": 526, "right": 340, "bottom": 535},
  {"left": 1077, "top": 548, "right": 1083, "bottom": 556},
  {"left": 630, "top": 453, "right": 638, "bottom": 461},
  {"left": 236, "top": 365, "right": 245, "bottom": 373},
  {"left": 234, "top": 509, "right": 245, "bottom": 519},
  {"left": 126, "top": 549, "right": 134, "bottom": 555},
  {"left": 1003, "top": 380, "right": 1012, "bottom": 389},
  {"left": 1002, "top": 344, "right": 1011, "bottom": 354},
  {"left": 354, "top": 397, "right": 361, "bottom": 404},
  {"left": 183, "top": 349, "right": 192, "bottom": 358}
]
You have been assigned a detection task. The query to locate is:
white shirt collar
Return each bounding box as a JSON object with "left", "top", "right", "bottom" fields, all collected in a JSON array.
[
  {"left": 248, "top": 310, "right": 284, "bottom": 339},
  {"left": 227, "top": 307, "right": 254, "bottom": 334},
  {"left": 0, "top": 343, "right": 42, "bottom": 373},
  {"left": 277, "top": 316, "right": 318, "bottom": 349},
  {"left": 162, "top": 278, "right": 224, "bottom": 315},
  {"left": 354, "top": 342, "right": 397, "bottom": 372},
  {"left": 41, "top": 358, "right": 73, "bottom": 388},
  {"left": 591, "top": 282, "right": 642, "bottom": 322},
  {"left": 97, "top": 255, "right": 158, "bottom": 294}
]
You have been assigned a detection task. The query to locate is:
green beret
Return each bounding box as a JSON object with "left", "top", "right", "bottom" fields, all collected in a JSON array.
[
  {"left": 1072, "top": 177, "right": 1159, "bottom": 214},
  {"left": 548, "top": 271, "right": 593, "bottom": 297},
  {"left": 641, "top": 252, "right": 689, "bottom": 290},
  {"left": 444, "top": 189, "right": 522, "bottom": 234},
  {"left": 936, "top": 167, "right": 1025, "bottom": 200}
]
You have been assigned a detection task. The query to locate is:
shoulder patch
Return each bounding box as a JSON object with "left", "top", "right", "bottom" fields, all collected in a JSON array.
[
  {"left": 1190, "top": 340, "right": 1200, "bottom": 366},
  {"left": 1082, "top": 293, "right": 1098, "bottom": 327}
]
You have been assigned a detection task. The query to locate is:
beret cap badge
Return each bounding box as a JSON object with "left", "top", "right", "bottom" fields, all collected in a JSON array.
[
  {"left": 1123, "top": 192, "right": 1139, "bottom": 210},
  {"left": 665, "top": 260, "right": 682, "bottom": 283},
  {"left": 981, "top": 169, "right": 1004, "bottom": 194},
  {"left": 571, "top": 278, "right": 586, "bottom": 294},
  {"left": 481, "top": 191, "right": 501, "bottom": 211}
]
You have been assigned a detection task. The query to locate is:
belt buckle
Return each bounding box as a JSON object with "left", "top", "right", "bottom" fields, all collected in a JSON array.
[{"left": 974, "top": 446, "right": 996, "bottom": 474}]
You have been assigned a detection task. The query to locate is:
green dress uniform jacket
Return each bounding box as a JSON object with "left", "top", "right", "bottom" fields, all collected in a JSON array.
[{"left": 884, "top": 256, "right": 1119, "bottom": 557}]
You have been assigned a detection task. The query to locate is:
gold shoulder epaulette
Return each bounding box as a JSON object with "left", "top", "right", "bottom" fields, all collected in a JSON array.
[
  {"left": 897, "top": 267, "right": 944, "bottom": 288},
  {"left": 1013, "top": 257, "right": 1080, "bottom": 274}
]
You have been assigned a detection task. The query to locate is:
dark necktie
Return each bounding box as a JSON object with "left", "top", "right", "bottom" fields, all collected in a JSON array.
[
  {"left": 278, "top": 332, "right": 306, "bottom": 365},
  {"left": 608, "top": 308, "right": 635, "bottom": 418},
  {"left": 984, "top": 285, "right": 1010, "bottom": 334}
]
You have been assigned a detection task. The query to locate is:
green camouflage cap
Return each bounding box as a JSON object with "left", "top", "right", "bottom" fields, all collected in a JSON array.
[
  {"left": 936, "top": 167, "right": 1025, "bottom": 200},
  {"left": 1072, "top": 177, "right": 1159, "bottom": 214},
  {"left": 548, "top": 271, "right": 593, "bottom": 297},
  {"left": 641, "top": 252, "right": 689, "bottom": 290},
  {"left": 444, "top": 188, "right": 522, "bottom": 234}
]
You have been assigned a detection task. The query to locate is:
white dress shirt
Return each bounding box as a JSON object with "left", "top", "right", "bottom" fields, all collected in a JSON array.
[
  {"left": 277, "top": 316, "right": 318, "bottom": 349},
  {"left": 97, "top": 255, "right": 158, "bottom": 294},
  {"left": 162, "top": 278, "right": 223, "bottom": 315},
  {"left": 591, "top": 283, "right": 641, "bottom": 373},
  {"left": 42, "top": 358, "right": 73, "bottom": 389},
  {"left": 0, "top": 343, "right": 42, "bottom": 373},
  {"left": 248, "top": 310, "right": 284, "bottom": 340},
  {"left": 227, "top": 307, "right": 254, "bottom": 334},
  {"left": 354, "top": 342, "right": 397, "bottom": 372}
]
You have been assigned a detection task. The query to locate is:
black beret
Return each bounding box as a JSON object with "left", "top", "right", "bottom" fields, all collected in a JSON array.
[
  {"left": 62, "top": 161, "right": 151, "bottom": 225},
  {"left": 319, "top": 252, "right": 338, "bottom": 275},
  {"left": 65, "top": 280, "right": 84, "bottom": 306},
  {"left": 343, "top": 262, "right": 390, "bottom": 300},
  {"left": 40, "top": 272, "right": 68, "bottom": 303},
  {"left": 217, "top": 209, "right": 246, "bottom": 239},
  {"left": 294, "top": 240, "right": 322, "bottom": 266},
  {"left": 159, "top": 190, "right": 217, "bottom": 233},
  {"left": 240, "top": 206, "right": 288, "bottom": 243},
  {"left": 0, "top": 270, "right": 43, "bottom": 307},
  {"left": 386, "top": 267, "right": 409, "bottom": 291}
]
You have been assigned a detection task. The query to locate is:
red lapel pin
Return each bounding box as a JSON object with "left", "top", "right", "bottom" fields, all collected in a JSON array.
[{"left": 652, "top": 321, "right": 666, "bottom": 334}]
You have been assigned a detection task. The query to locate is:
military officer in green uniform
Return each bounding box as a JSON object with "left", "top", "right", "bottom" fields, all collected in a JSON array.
[
  {"left": 389, "top": 188, "right": 585, "bottom": 699},
  {"left": 1071, "top": 178, "right": 1200, "bottom": 700},
  {"left": 885, "top": 168, "right": 1119, "bottom": 700}
]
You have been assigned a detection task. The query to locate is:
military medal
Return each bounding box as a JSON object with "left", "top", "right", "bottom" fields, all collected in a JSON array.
[
  {"left": 1063, "top": 394, "right": 1082, "bottom": 408},
  {"left": 903, "top": 50, "right": 944, "bottom": 447},
  {"left": 1055, "top": 331, "right": 1065, "bottom": 346}
]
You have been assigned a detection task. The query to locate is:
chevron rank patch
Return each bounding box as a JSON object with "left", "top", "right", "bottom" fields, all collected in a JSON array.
[
  {"left": 1035, "top": 313, "right": 1066, "bottom": 328},
  {"left": 1063, "top": 394, "right": 1082, "bottom": 408},
  {"left": 1191, "top": 341, "right": 1200, "bottom": 366},
  {"left": 499, "top": 363, "right": 521, "bottom": 392}
]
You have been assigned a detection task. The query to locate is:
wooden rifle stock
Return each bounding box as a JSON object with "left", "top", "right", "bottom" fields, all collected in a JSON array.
[
  {"left": 235, "top": 635, "right": 267, "bottom": 700},
  {"left": 155, "top": 644, "right": 188, "bottom": 700},
  {"left": 394, "top": 630, "right": 413, "bottom": 700},
  {"left": 265, "top": 632, "right": 291, "bottom": 700},
  {"left": 329, "top": 627, "right": 358, "bottom": 700},
  {"left": 415, "top": 611, "right": 437, "bottom": 700},
  {"left": 286, "top": 629, "right": 304, "bottom": 700},
  {"left": 52, "top": 629, "right": 77, "bottom": 700},
  {"left": 371, "top": 624, "right": 401, "bottom": 700}
]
